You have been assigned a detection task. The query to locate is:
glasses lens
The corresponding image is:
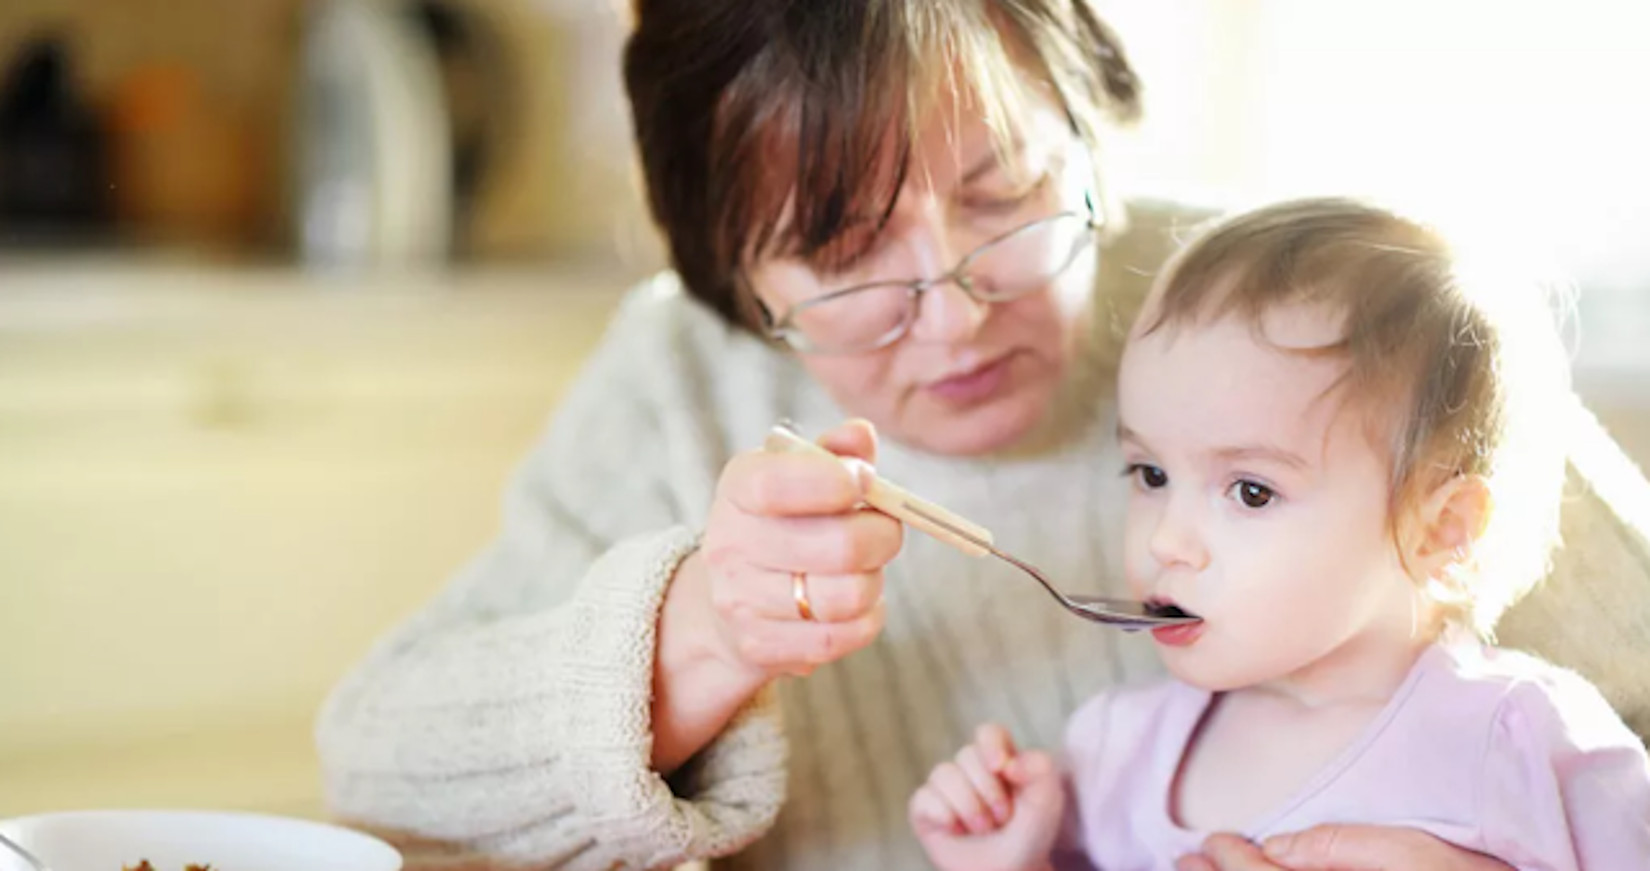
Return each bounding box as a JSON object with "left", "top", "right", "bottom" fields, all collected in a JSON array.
[
  {"left": 784, "top": 283, "right": 916, "bottom": 353},
  {"left": 964, "top": 213, "right": 1094, "bottom": 301}
]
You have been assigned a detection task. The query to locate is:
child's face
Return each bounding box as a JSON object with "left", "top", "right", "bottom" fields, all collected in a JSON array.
[{"left": 1117, "top": 302, "right": 1424, "bottom": 694}]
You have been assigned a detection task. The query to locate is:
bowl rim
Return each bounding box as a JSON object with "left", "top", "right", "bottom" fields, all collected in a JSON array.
[{"left": 0, "top": 808, "right": 402, "bottom": 868}]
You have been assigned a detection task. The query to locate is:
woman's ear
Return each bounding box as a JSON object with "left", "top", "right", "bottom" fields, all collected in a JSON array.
[{"left": 1406, "top": 474, "right": 1493, "bottom": 582}]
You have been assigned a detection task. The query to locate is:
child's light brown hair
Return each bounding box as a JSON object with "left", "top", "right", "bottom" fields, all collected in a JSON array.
[{"left": 1140, "top": 197, "right": 1572, "bottom": 636}]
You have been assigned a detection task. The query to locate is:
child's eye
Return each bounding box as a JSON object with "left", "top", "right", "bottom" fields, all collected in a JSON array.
[
  {"left": 1231, "top": 480, "right": 1276, "bottom": 509},
  {"left": 1125, "top": 463, "right": 1169, "bottom": 489}
]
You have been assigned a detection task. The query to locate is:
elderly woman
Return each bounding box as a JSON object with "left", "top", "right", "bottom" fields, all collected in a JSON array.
[{"left": 316, "top": 2, "right": 1650, "bottom": 869}]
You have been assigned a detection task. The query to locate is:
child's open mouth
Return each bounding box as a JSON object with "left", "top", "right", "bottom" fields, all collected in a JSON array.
[
  {"left": 1145, "top": 598, "right": 1205, "bottom": 645},
  {"left": 1148, "top": 600, "right": 1201, "bottom": 646},
  {"left": 1145, "top": 599, "right": 1199, "bottom": 621}
]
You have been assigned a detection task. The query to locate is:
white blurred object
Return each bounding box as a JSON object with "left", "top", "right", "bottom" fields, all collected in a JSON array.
[
  {"left": 295, "top": 0, "right": 451, "bottom": 269},
  {"left": 0, "top": 810, "right": 400, "bottom": 871}
]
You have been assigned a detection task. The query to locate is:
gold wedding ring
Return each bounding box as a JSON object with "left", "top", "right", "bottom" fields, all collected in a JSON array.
[{"left": 791, "top": 571, "right": 816, "bottom": 622}]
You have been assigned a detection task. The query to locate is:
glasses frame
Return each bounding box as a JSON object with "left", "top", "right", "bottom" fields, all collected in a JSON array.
[{"left": 758, "top": 192, "right": 1103, "bottom": 354}]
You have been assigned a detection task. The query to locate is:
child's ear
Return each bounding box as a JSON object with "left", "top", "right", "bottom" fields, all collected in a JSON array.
[{"left": 1406, "top": 474, "right": 1493, "bottom": 581}]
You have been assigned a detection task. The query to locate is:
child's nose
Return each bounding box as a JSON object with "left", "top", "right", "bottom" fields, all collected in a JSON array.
[{"left": 1148, "top": 501, "right": 1210, "bottom": 572}]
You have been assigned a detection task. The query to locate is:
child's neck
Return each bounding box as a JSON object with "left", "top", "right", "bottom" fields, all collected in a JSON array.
[
  {"left": 1245, "top": 625, "right": 1436, "bottom": 710},
  {"left": 1170, "top": 626, "right": 1438, "bottom": 833}
]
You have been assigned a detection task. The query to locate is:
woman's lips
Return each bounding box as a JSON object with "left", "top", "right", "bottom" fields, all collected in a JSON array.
[{"left": 924, "top": 354, "right": 1014, "bottom": 404}]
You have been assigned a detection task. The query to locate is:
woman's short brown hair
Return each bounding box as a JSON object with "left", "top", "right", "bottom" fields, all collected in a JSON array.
[{"left": 623, "top": 0, "right": 1142, "bottom": 327}]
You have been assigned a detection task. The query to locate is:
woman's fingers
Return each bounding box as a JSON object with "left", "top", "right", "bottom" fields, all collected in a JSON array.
[
  {"left": 740, "top": 512, "right": 904, "bottom": 574},
  {"left": 1259, "top": 824, "right": 1513, "bottom": 871},
  {"left": 1197, "top": 833, "right": 1277, "bottom": 870},
  {"left": 1175, "top": 855, "right": 1219, "bottom": 871},
  {"left": 718, "top": 451, "right": 866, "bottom": 517},
  {"left": 698, "top": 419, "right": 901, "bottom": 679},
  {"left": 724, "top": 601, "right": 887, "bottom": 674},
  {"left": 709, "top": 566, "right": 885, "bottom": 624},
  {"left": 711, "top": 456, "right": 902, "bottom": 572}
]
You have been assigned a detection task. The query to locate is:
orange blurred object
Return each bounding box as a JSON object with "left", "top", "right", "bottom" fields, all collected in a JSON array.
[{"left": 107, "top": 63, "right": 267, "bottom": 251}]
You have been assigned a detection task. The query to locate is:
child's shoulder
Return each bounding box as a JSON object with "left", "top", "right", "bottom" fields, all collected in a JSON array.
[
  {"left": 1432, "top": 643, "right": 1639, "bottom": 756},
  {"left": 1444, "top": 645, "right": 1650, "bottom": 860}
]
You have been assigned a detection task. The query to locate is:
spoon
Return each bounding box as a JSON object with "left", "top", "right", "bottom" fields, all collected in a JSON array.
[{"left": 764, "top": 423, "right": 1202, "bottom": 630}]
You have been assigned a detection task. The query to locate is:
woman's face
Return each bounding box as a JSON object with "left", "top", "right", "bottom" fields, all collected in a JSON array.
[{"left": 743, "top": 91, "right": 1097, "bottom": 456}]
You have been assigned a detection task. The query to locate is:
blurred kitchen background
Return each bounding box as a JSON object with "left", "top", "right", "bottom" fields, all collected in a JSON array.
[{"left": 3, "top": 0, "right": 1647, "bottom": 817}]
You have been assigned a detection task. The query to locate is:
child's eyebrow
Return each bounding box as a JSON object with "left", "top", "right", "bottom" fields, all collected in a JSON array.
[
  {"left": 1118, "top": 422, "right": 1309, "bottom": 471},
  {"left": 1212, "top": 444, "right": 1310, "bottom": 471}
]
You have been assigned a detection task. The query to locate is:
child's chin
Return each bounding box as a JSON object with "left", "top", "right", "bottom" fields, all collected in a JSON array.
[{"left": 1161, "top": 653, "right": 1249, "bottom": 693}]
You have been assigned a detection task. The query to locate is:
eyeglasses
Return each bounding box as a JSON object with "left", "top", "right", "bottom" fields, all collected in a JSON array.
[{"left": 759, "top": 199, "right": 1102, "bottom": 354}]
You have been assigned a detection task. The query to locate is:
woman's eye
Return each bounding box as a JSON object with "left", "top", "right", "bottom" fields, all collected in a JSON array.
[
  {"left": 967, "top": 172, "right": 1050, "bottom": 213},
  {"left": 972, "top": 191, "right": 1033, "bottom": 213},
  {"left": 1232, "top": 480, "right": 1276, "bottom": 509},
  {"left": 1126, "top": 463, "right": 1168, "bottom": 489}
]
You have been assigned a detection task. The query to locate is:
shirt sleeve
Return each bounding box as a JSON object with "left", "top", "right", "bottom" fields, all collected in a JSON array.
[{"left": 1479, "top": 675, "right": 1650, "bottom": 870}]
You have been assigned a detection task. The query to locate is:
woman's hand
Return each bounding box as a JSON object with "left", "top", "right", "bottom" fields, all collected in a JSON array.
[
  {"left": 908, "top": 724, "right": 1066, "bottom": 871},
  {"left": 1174, "top": 827, "right": 1514, "bottom": 871},
  {"left": 651, "top": 420, "right": 903, "bottom": 773},
  {"left": 693, "top": 418, "right": 900, "bottom": 678}
]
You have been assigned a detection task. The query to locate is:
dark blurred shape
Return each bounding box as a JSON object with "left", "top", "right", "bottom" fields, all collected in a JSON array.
[
  {"left": 0, "top": 32, "right": 115, "bottom": 247},
  {"left": 408, "top": 0, "right": 515, "bottom": 259}
]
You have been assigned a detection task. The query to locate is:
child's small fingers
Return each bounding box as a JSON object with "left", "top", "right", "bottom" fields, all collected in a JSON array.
[
  {"left": 955, "top": 743, "right": 1012, "bottom": 825},
  {"left": 973, "top": 723, "right": 1018, "bottom": 772},
  {"left": 927, "top": 761, "right": 996, "bottom": 835},
  {"left": 908, "top": 785, "right": 963, "bottom": 836},
  {"left": 1002, "top": 748, "right": 1056, "bottom": 787}
]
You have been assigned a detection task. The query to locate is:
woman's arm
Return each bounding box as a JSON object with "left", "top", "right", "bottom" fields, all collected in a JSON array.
[{"left": 315, "top": 287, "right": 786, "bottom": 870}]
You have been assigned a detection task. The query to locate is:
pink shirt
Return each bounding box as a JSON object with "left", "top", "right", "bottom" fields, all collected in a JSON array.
[{"left": 1056, "top": 643, "right": 1650, "bottom": 870}]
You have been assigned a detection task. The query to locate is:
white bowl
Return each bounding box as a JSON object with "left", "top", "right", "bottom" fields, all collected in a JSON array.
[{"left": 0, "top": 810, "right": 401, "bottom": 871}]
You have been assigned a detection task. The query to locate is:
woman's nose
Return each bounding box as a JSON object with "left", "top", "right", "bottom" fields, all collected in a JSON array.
[
  {"left": 908, "top": 279, "right": 988, "bottom": 344},
  {"left": 897, "top": 210, "right": 988, "bottom": 344}
]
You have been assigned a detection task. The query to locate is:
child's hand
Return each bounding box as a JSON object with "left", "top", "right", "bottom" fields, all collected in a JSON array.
[{"left": 908, "top": 723, "right": 1065, "bottom": 871}]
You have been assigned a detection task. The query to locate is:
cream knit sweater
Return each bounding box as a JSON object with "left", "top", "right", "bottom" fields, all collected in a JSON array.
[{"left": 315, "top": 201, "right": 1650, "bottom": 871}]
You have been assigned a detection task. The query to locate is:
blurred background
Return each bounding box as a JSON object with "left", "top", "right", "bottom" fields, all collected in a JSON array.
[{"left": 3, "top": 0, "right": 1647, "bottom": 817}]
